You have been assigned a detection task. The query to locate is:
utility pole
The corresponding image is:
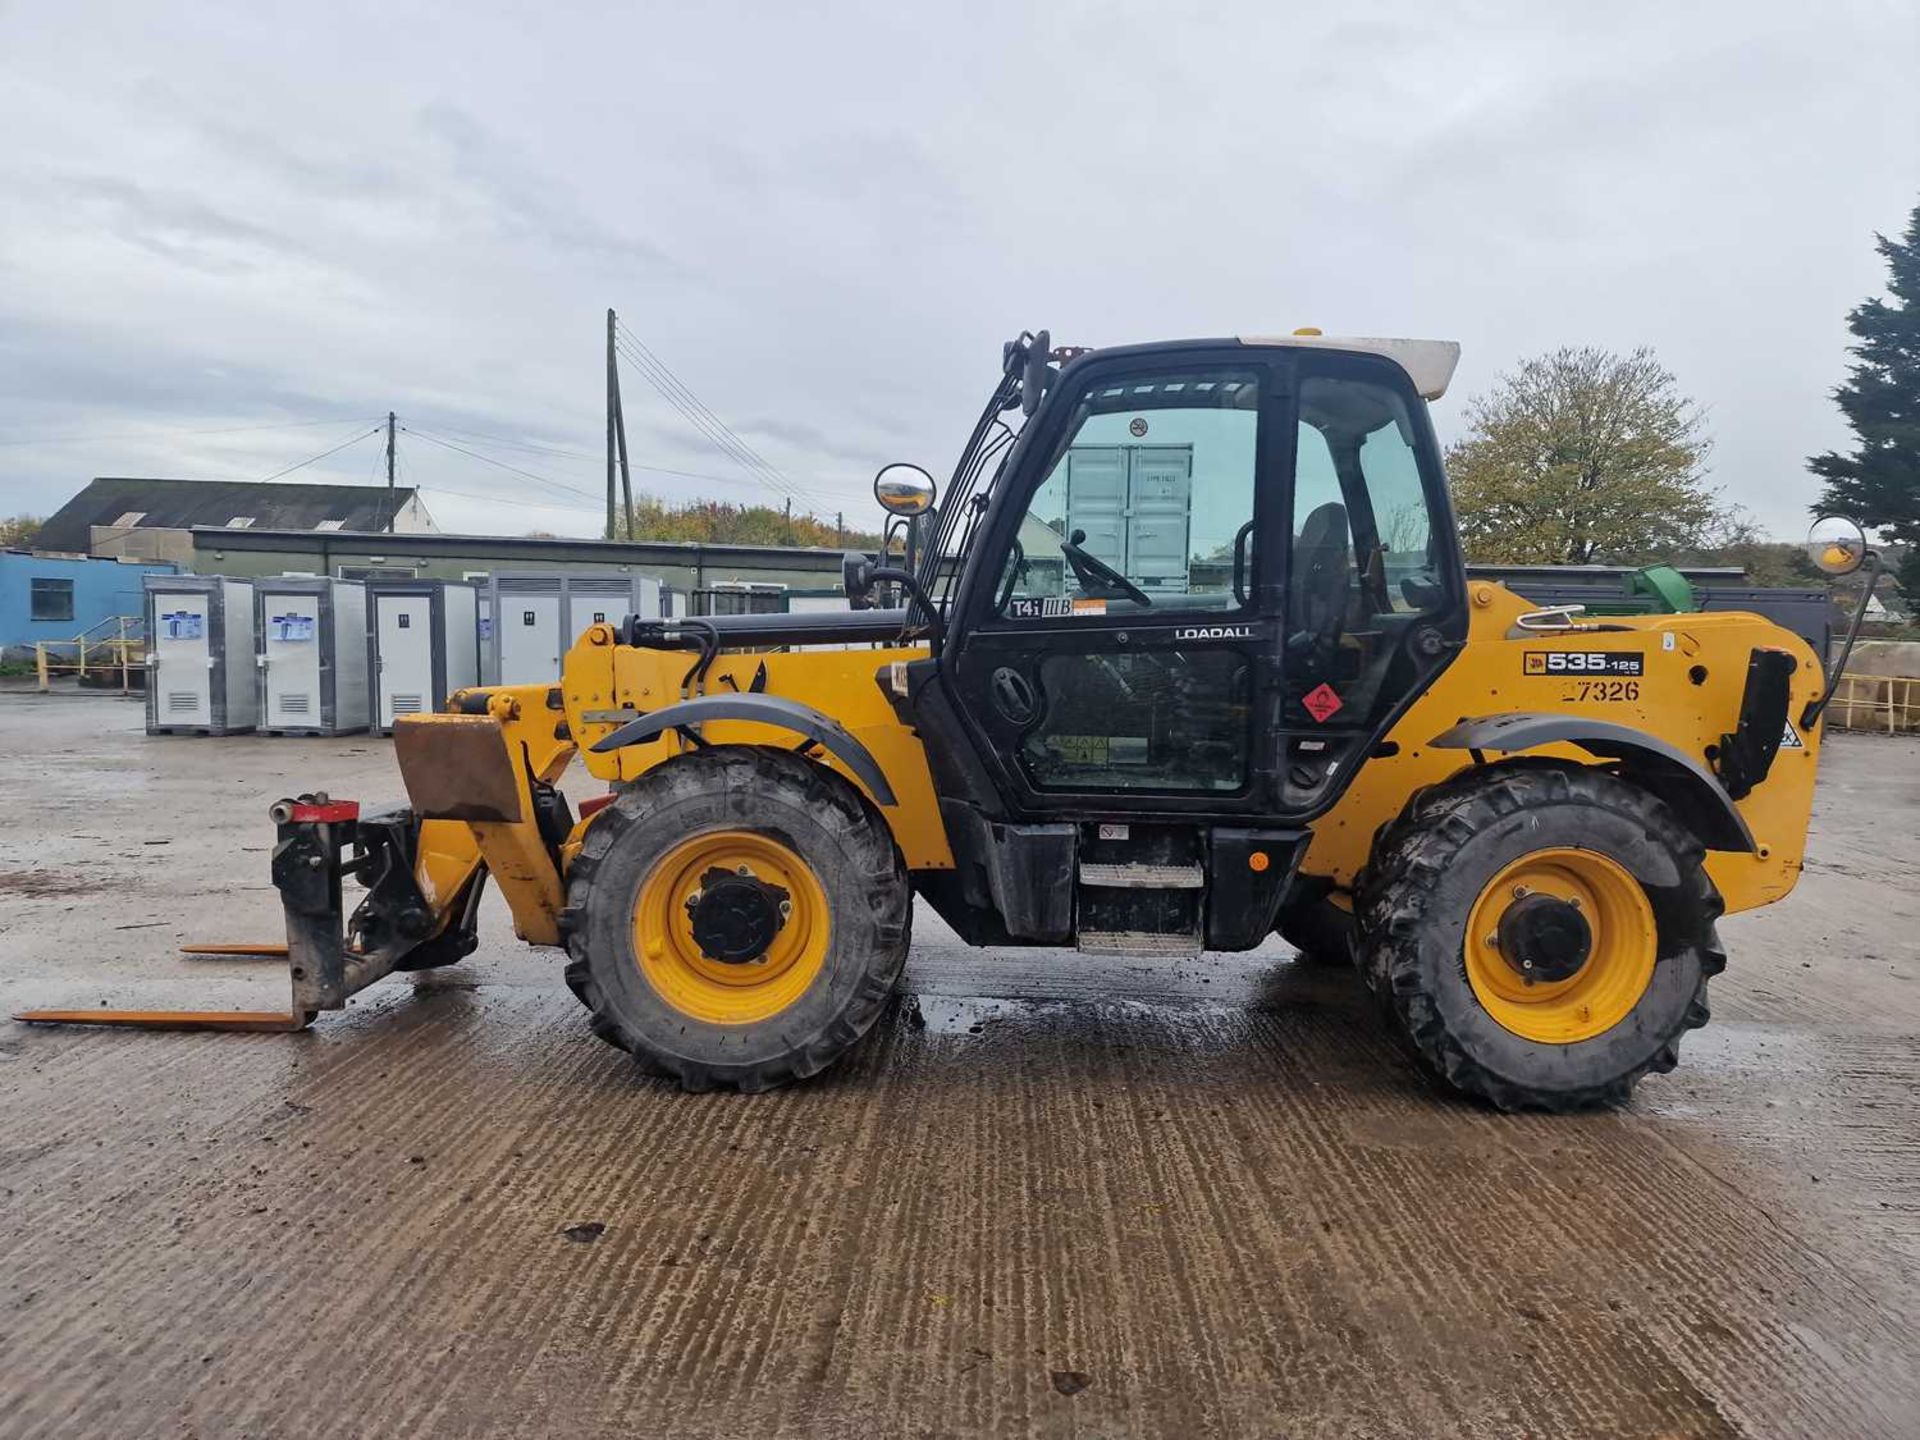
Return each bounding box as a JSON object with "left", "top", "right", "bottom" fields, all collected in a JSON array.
[
  {"left": 612, "top": 364, "right": 635, "bottom": 542},
  {"left": 784, "top": 498, "right": 793, "bottom": 546},
  {"left": 385, "top": 410, "right": 397, "bottom": 533},
  {"left": 605, "top": 309, "right": 618, "bottom": 540},
  {"left": 836, "top": 511, "right": 843, "bottom": 547}
]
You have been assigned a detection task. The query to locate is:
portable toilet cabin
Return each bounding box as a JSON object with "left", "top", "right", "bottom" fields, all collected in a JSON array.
[
  {"left": 567, "top": 574, "right": 661, "bottom": 642},
  {"left": 144, "top": 575, "right": 257, "bottom": 735},
  {"left": 366, "top": 579, "right": 479, "bottom": 735},
  {"left": 487, "top": 572, "right": 662, "bottom": 685},
  {"left": 254, "top": 577, "right": 369, "bottom": 736}
]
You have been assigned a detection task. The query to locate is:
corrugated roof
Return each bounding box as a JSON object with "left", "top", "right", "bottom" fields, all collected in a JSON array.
[{"left": 35, "top": 478, "right": 416, "bottom": 552}]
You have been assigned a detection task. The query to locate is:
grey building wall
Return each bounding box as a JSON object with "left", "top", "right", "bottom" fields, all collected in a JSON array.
[{"left": 186, "top": 526, "right": 851, "bottom": 595}]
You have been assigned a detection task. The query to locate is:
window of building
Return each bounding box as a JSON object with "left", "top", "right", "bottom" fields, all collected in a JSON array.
[
  {"left": 226, "top": 516, "right": 256, "bottom": 528},
  {"left": 30, "top": 577, "right": 75, "bottom": 622},
  {"left": 315, "top": 519, "right": 346, "bottom": 531}
]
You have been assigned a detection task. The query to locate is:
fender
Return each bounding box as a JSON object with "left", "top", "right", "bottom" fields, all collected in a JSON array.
[
  {"left": 588, "top": 693, "right": 898, "bottom": 807},
  {"left": 1429, "top": 713, "right": 1755, "bottom": 853}
]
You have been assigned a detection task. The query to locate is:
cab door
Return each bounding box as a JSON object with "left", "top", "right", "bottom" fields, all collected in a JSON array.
[
  {"left": 1272, "top": 350, "right": 1467, "bottom": 812},
  {"left": 945, "top": 351, "right": 1284, "bottom": 815}
]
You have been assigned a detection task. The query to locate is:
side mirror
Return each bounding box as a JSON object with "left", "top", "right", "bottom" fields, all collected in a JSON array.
[
  {"left": 1806, "top": 515, "right": 1869, "bottom": 576},
  {"left": 873, "top": 463, "right": 936, "bottom": 516}
]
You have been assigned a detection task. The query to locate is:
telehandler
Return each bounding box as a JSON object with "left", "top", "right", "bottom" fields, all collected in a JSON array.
[{"left": 22, "top": 331, "right": 1871, "bottom": 1111}]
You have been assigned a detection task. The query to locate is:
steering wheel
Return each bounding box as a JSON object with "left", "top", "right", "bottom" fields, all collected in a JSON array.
[{"left": 1060, "top": 529, "right": 1152, "bottom": 608}]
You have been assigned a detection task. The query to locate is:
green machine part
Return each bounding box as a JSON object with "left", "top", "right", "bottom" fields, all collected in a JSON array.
[{"left": 1627, "top": 565, "right": 1698, "bottom": 614}]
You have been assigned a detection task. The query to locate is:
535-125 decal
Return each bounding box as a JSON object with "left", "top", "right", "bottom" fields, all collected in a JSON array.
[{"left": 1523, "top": 651, "right": 1645, "bottom": 677}]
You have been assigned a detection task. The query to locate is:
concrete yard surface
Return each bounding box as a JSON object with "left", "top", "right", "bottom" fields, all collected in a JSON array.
[{"left": 1, "top": 688, "right": 1916, "bottom": 1438}]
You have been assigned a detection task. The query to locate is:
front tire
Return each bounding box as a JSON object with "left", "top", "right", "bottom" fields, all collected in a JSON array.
[
  {"left": 562, "top": 747, "right": 910, "bottom": 1092},
  {"left": 1355, "top": 764, "right": 1725, "bottom": 1112}
]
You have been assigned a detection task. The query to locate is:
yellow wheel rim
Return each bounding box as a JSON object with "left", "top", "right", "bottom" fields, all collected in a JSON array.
[
  {"left": 633, "top": 830, "right": 831, "bottom": 1025},
  {"left": 1463, "top": 848, "right": 1656, "bottom": 1044}
]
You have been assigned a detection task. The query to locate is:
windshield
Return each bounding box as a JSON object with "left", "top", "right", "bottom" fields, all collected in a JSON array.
[{"left": 914, "top": 343, "right": 1035, "bottom": 614}]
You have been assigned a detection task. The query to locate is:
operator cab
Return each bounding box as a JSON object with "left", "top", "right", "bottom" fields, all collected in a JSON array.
[{"left": 920, "top": 332, "right": 1469, "bottom": 824}]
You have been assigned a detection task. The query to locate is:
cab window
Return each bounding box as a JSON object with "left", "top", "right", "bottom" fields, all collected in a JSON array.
[
  {"left": 994, "top": 368, "right": 1261, "bottom": 617},
  {"left": 1285, "top": 375, "right": 1444, "bottom": 727}
]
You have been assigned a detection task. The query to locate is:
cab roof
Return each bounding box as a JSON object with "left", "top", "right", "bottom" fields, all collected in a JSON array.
[{"left": 1237, "top": 333, "right": 1462, "bottom": 400}]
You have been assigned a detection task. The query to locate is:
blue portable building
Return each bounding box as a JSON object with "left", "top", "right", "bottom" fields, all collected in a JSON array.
[{"left": 0, "top": 550, "right": 178, "bottom": 660}]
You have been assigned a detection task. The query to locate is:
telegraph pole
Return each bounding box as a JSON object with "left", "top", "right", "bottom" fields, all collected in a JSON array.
[
  {"left": 612, "top": 366, "right": 635, "bottom": 542},
  {"left": 385, "top": 410, "right": 397, "bottom": 532},
  {"left": 605, "top": 310, "right": 618, "bottom": 540}
]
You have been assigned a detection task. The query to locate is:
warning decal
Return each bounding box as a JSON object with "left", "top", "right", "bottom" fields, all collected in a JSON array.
[
  {"left": 1779, "top": 721, "right": 1804, "bottom": 750},
  {"left": 1302, "top": 682, "right": 1344, "bottom": 723}
]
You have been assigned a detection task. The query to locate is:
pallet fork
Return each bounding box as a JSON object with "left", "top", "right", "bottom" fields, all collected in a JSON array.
[{"left": 15, "top": 794, "right": 485, "bottom": 1033}]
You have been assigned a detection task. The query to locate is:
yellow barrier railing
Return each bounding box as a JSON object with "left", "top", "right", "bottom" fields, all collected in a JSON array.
[
  {"left": 1826, "top": 672, "right": 1920, "bottom": 734},
  {"left": 34, "top": 616, "right": 144, "bottom": 693}
]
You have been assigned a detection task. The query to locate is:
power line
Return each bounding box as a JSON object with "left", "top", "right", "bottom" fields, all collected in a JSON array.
[
  {"left": 414, "top": 418, "right": 839, "bottom": 507},
  {"left": 403, "top": 427, "right": 608, "bottom": 506},
  {"left": 613, "top": 335, "right": 808, "bottom": 505},
  {"left": 611, "top": 321, "right": 832, "bottom": 511},
  {"left": 256, "top": 427, "right": 384, "bottom": 483},
  {"left": 419, "top": 423, "right": 604, "bottom": 465},
  {"left": 0, "top": 415, "right": 385, "bottom": 449},
  {"left": 413, "top": 482, "right": 603, "bottom": 514}
]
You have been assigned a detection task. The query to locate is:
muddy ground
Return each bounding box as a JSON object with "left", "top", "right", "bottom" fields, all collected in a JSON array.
[{"left": 1, "top": 688, "right": 1915, "bottom": 1439}]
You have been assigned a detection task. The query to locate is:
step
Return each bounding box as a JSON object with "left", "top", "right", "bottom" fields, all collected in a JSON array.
[
  {"left": 1077, "top": 862, "right": 1205, "bottom": 890},
  {"left": 1075, "top": 929, "right": 1204, "bottom": 958}
]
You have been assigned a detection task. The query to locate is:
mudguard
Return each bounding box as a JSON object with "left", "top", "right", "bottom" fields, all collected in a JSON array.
[
  {"left": 588, "top": 693, "right": 899, "bottom": 807},
  {"left": 1430, "top": 713, "right": 1755, "bottom": 853}
]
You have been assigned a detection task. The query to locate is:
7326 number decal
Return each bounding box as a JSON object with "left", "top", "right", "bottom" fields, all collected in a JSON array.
[{"left": 1564, "top": 679, "right": 1640, "bottom": 703}]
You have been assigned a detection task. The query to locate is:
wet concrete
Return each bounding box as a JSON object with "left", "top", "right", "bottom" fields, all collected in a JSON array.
[{"left": 1, "top": 688, "right": 1916, "bottom": 1438}]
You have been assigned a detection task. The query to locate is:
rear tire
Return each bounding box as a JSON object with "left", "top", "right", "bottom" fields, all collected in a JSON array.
[
  {"left": 561, "top": 747, "right": 910, "bottom": 1092},
  {"left": 1354, "top": 764, "right": 1725, "bottom": 1112}
]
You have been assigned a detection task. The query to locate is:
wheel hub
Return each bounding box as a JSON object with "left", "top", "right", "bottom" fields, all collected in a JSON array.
[
  {"left": 686, "top": 866, "right": 790, "bottom": 964},
  {"left": 1496, "top": 892, "right": 1593, "bottom": 983}
]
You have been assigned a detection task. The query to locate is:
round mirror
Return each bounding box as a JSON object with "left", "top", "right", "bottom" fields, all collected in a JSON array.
[
  {"left": 1806, "top": 515, "right": 1868, "bottom": 576},
  {"left": 873, "top": 463, "right": 936, "bottom": 516}
]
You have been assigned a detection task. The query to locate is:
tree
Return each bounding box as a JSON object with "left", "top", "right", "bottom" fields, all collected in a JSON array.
[
  {"left": 607, "top": 495, "right": 884, "bottom": 551},
  {"left": 0, "top": 515, "right": 42, "bottom": 547},
  {"left": 1810, "top": 200, "right": 1920, "bottom": 600},
  {"left": 1446, "top": 347, "right": 1727, "bottom": 565}
]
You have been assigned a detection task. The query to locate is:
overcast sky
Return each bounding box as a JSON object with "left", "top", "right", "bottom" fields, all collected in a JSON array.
[{"left": 1, "top": 1, "right": 1915, "bottom": 541}]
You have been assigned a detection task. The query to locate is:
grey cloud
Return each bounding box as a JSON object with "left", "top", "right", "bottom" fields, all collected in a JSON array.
[{"left": 0, "top": 2, "right": 1913, "bottom": 540}]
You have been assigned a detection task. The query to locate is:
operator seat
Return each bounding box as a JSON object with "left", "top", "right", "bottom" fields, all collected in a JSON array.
[{"left": 1286, "top": 502, "right": 1351, "bottom": 676}]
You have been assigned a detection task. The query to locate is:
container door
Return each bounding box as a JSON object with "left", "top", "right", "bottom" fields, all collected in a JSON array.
[
  {"left": 261, "top": 591, "right": 322, "bottom": 728},
  {"left": 1126, "top": 445, "right": 1194, "bottom": 595},
  {"left": 152, "top": 593, "right": 213, "bottom": 727},
  {"left": 376, "top": 594, "right": 434, "bottom": 727},
  {"left": 498, "top": 593, "right": 562, "bottom": 683}
]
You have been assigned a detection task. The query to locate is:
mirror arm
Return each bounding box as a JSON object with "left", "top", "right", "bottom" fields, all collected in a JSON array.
[
  {"left": 869, "top": 566, "right": 945, "bottom": 654},
  {"left": 1802, "top": 551, "right": 1880, "bottom": 731}
]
